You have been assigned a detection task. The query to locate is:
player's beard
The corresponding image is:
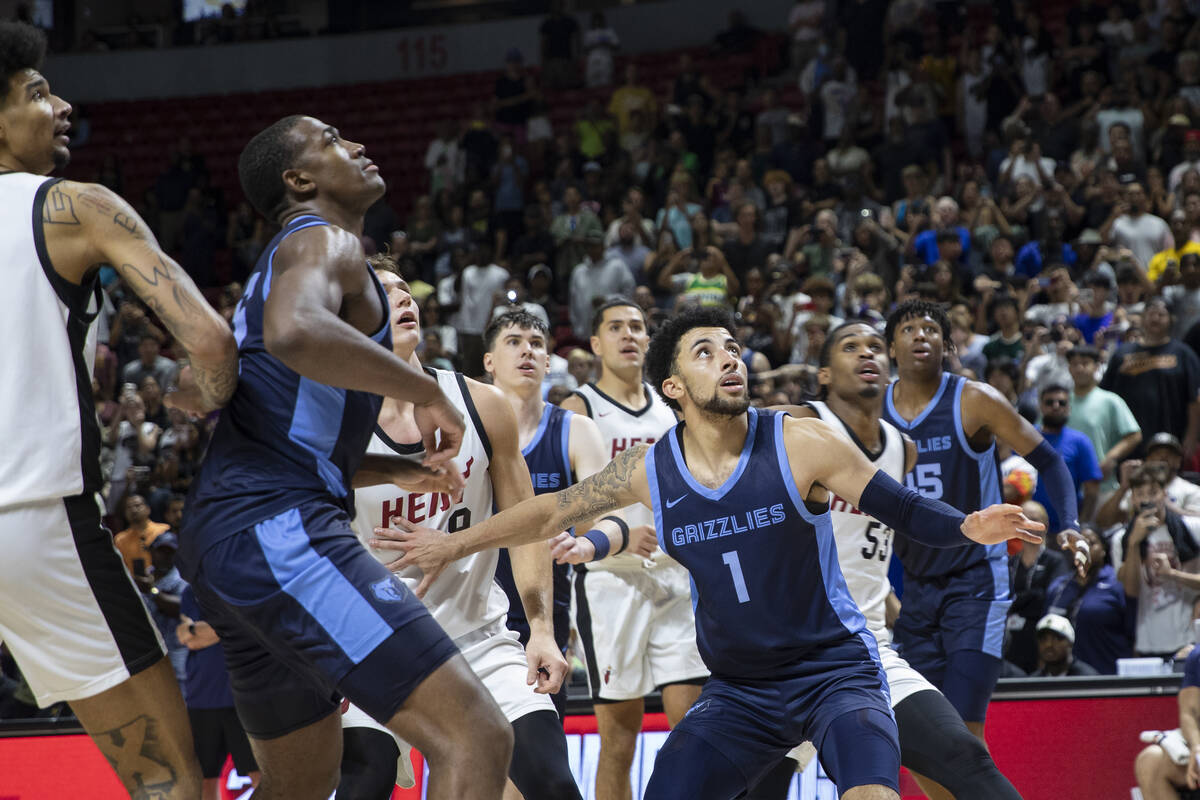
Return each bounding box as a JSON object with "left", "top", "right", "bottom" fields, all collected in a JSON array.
[
  {"left": 52, "top": 143, "right": 70, "bottom": 170},
  {"left": 687, "top": 379, "right": 751, "bottom": 417}
]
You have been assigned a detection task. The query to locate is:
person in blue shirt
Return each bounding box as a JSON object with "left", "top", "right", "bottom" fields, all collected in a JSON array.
[
  {"left": 1015, "top": 209, "right": 1078, "bottom": 278},
  {"left": 178, "top": 115, "right": 511, "bottom": 800},
  {"left": 1044, "top": 527, "right": 1134, "bottom": 674},
  {"left": 1134, "top": 645, "right": 1200, "bottom": 798},
  {"left": 1033, "top": 385, "right": 1103, "bottom": 529},
  {"left": 377, "top": 307, "right": 1047, "bottom": 800}
]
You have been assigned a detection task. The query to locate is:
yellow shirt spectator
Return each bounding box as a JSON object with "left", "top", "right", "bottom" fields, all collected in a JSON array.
[{"left": 1148, "top": 240, "right": 1200, "bottom": 282}]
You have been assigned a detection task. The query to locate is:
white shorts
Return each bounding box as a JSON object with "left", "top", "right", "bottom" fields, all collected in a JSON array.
[
  {"left": 0, "top": 494, "right": 164, "bottom": 706},
  {"left": 573, "top": 562, "right": 709, "bottom": 701},
  {"left": 342, "top": 619, "right": 555, "bottom": 787}
]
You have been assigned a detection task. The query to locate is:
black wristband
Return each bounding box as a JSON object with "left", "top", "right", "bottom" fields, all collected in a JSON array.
[
  {"left": 188, "top": 622, "right": 196, "bottom": 636},
  {"left": 602, "top": 515, "right": 630, "bottom": 554}
]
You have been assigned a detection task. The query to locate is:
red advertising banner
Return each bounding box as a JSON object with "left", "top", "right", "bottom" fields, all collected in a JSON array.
[{"left": 0, "top": 696, "right": 1179, "bottom": 799}]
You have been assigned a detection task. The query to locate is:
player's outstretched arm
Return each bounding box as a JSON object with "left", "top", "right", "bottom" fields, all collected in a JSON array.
[
  {"left": 782, "top": 416, "right": 1045, "bottom": 548},
  {"left": 371, "top": 445, "right": 650, "bottom": 596},
  {"left": 550, "top": 414, "right": 651, "bottom": 563},
  {"left": 59, "top": 181, "right": 237, "bottom": 411},
  {"left": 468, "top": 380, "right": 568, "bottom": 693},
  {"left": 262, "top": 225, "right": 463, "bottom": 463}
]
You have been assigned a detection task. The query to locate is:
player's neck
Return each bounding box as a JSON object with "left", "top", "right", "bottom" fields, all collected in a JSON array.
[
  {"left": 894, "top": 368, "right": 944, "bottom": 405},
  {"left": 281, "top": 201, "right": 365, "bottom": 236},
  {"left": 825, "top": 393, "right": 883, "bottom": 452},
  {"left": 594, "top": 366, "right": 644, "bottom": 406},
  {"left": 679, "top": 407, "right": 750, "bottom": 487},
  {"left": 501, "top": 382, "right": 546, "bottom": 446}
]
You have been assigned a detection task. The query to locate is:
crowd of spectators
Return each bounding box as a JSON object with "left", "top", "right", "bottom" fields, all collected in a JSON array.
[{"left": 18, "top": 0, "right": 1200, "bottom": 733}]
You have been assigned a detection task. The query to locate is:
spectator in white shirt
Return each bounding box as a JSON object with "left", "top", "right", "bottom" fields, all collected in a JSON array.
[{"left": 1106, "top": 181, "right": 1174, "bottom": 268}]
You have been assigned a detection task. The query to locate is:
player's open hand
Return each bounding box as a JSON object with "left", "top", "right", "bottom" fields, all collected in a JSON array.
[
  {"left": 370, "top": 519, "right": 461, "bottom": 597},
  {"left": 525, "top": 630, "right": 569, "bottom": 694},
  {"left": 961, "top": 503, "right": 1044, "bottom": 546},
  {"left": 388, "top": 459, "right": 465, "bottom": 500},
  {"left": 1057, "top": 530, "right": 1091, "bottom": 579},
  {"left": 413, "top": 393, "right": 465, "bottom": 469}
]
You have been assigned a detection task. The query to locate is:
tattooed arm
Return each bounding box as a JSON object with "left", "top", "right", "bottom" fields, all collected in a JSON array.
[
  {"left": 372, "top": 445, "right": 651, "bottom": 596},
  {"left": 47, "top": 181, "right": 237, "bottom": 411}
]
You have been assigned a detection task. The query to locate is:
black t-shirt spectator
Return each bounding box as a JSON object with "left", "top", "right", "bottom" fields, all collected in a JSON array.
[
  {"left": 495, "top": 75, "right": 533, "bottom": 126},
  {"left": 1033, "top": 118, "right": 1079, "bottom": 164},
  {"left": 1100, "top": 339, "right": 1200, "bottom": 454},
  {"left": 874, "top": 141, "right": 923, "bottom": 202},
  {"left": 1007, "top": 548, "right": 1071, "bottom": 674},
  {"left": 679, "top": 116, "right": 717, "bottom": 176},
  {"left": 762, "top": 199, "right": 800, "bottom": 251},
  {"left": 838, "top": 0, "right": 888, "bottom": 80},
  {"left": 723, "top": 236, "right": 773, "bottom": 280},
  {"left": 908, "top": 117, "right": 949, "bottom": 169},
  {"left": 540, "top": 15, "right": 579, "bottom": 60}
]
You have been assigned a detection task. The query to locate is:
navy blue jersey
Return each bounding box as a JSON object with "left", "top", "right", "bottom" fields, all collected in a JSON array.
[
  {"left": 648, "top": 408, "right": 873, "bottom": 679},
  {"left": 497, "top": 403, "right": 574, "bottom": 646},
  {"left": 882, "top": 373, "right": 1006, "bottom": 579},
  {"left": 180, "top": 215, "right": 390, "bottom": 572}
]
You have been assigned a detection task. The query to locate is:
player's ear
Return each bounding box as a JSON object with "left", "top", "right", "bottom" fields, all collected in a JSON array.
[
  {"left": 281, "top": 167, "right": 315, "bottom": 199},
  {"left": 482, "top": 352, "right": 494, "bottom": 375},
  {"left": 661, "top": 374, "right": 684, "bottom": 404},
  {"left": 589, "top": 335, "right": 601, "bottom": 356},
  {"left": 817, "top": 366, "right": 831, "bottom": 388}
]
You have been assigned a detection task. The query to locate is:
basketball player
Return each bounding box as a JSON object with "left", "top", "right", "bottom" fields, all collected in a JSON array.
[
  {"left": 337, "top": 262, "right": 578, "bottom": 800},
  {"left": 881, "top": 300, "right": 1086, "bottom": 759},
  {"left": 375, "top": 307, "right": 1045, "bottom": 800},
  {"left": 482, "top": 310, "right": 655, "bottom": 721},
  {"left": 752, "top": 321, "right": 1022, "bottom": 799},
  {"left": 560, "top": 299, "right": 708, "bottom": 800},
  {"left": 179, "top": 116, "right": 511, "bottom": 800},
  {"left": 0, "top": 21, "right": 237, "bottom": 797}
]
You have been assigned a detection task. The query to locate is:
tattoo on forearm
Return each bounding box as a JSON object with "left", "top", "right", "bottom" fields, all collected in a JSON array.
[
  {"left": 556, "top": 446, "right": 644, "bottom": 529},
  {"left": 191, "top": 359, "right": 238, "bottom": 406},
  {"left": 94, "top": 715, "right": 178, "bottom": 799},
  {"left": 43, "top": 187, "right": 80, "bottom": 225},
  {"left": 119, "top": 255, "right": 173, "bottom": 288}
]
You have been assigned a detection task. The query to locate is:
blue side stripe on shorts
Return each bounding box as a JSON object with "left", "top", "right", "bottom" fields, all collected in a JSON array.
[{"left": 254, "top": 507, "right": 393, "bottom": 664}]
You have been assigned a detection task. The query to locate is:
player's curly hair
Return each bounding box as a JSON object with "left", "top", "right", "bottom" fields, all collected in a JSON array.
[
  {"left": 238, "top": 115, "right": 307, "bottom": 222},
  {"left": 645, "top": 306, "right": 737, "bottom": 411},
  {"left": 0, "top": 22, "right": 46, "bottom": 106},
  {"left": 883, "top": 299, "right": 952, "bottom": 347}
]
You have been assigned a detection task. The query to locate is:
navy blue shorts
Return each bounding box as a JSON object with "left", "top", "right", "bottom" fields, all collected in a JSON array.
[
  {"left": 188, "top": 500, "right": 459, "bottom": 739},
  {"left": 644, "top": 634, "right": 899, "bottom": 798},
  {"left": 893, "top": 559, "right": 1010, "bottom": 722}
]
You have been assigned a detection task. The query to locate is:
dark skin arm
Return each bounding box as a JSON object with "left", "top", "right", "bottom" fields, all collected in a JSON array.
[
  {"left": 43, "top": 181, "right": 237, "bottom": 412},
  {"left": 960, "top": 380, "right": 1089, "bottom": 569},
  {"left": 262, "top": 224, "right": 464, "bottom": 465}
]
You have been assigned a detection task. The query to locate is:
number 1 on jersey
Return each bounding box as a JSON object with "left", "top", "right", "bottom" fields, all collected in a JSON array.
[{"left": 722, "top": 550, "right": 750, "bottom": 603}]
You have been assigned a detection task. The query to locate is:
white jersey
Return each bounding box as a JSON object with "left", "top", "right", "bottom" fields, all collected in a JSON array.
[
  {"left": 809, "top": 401, "right": 907, "bottom": 636},
  {"left": 0, "top": 174, "right": 101, "bottom": 511},
  {"left": 353, "top": 369, "right": 508, "bottom": 641},
  {"left": 573, "top": 381, "right": 678, "bottom": 570}
]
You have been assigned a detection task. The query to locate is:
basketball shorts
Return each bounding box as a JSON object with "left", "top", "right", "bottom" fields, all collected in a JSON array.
[
  {"left": 342, "top": 618, "right": 555, "bottom": 788},
  {"left": 188, "top": 500, "right": 459, "bottom": 739},
  {"left": 647, "top": 634, "right": 898, "bottom": 797},
  {"left": 785, "top": 626, "right": 934, "bottom": 763},
  {"left": 573, "top": 561, "right": 709, "bottom": 701},
  {"left": 0, "top": 493, "right": 164, "bottom": 706},
  {"left": 892, "top": 559, "right": 1010, "bottom": 721}
]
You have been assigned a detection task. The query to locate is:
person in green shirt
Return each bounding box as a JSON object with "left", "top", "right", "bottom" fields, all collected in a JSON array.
[{"left": 1067, "top": 345, "right": 1143, "bottom": 494}]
